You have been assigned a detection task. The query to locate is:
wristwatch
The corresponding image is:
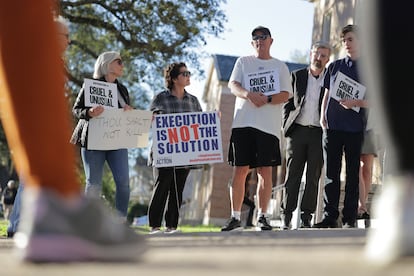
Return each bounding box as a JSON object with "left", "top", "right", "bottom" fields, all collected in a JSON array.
[{"left": 267, "top": 95, "right": 272, "bottom": 103}]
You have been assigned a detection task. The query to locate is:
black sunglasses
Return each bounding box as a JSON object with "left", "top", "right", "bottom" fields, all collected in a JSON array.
[
  {"left": 252, "top": 34, "right": 270, "bottom": 41},
  {"left": 178, "top": 71, "right": 191, "bottom": 77}
]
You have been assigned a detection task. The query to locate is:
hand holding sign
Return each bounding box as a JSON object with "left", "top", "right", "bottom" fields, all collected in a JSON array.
[
  {"left": 152, "top": 111, "right": 224, "bottom": 167},
  {"left": 330, "top": 71, "right": 366, "bottom": 112},
  {"left": 88, "top": 105, "right": 104, "bottom": 117},
  {"left": 88, "top": 109, "right": 152, "bottom": 150},
  {"left": 245, "top": 70, "right": 281, "bottom": 96},
  {"left": 83, "top": 78, "right": 118, "bottom": 109}
]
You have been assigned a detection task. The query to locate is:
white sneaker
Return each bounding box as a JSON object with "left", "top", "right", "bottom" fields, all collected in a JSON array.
[
  {"left": 149, "top": 227, "right": 162, "bottom": 235},
  {"left": 14, "top": 188, "right": 147, "bottom": 262},
  {"left": 365, "top": 174, "right": 414, "bottom": 264},
  {"left": 164, "top": 228, "right": 181, "bottom": 234}
]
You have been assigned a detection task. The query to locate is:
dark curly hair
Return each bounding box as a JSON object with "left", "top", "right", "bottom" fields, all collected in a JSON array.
[{"left": 164, "top": 62, "right": 187, "bottom": 90}]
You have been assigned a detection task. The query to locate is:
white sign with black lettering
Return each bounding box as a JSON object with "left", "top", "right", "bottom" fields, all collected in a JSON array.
[
  {"left": 244, "top": 70, "right": 280, "bottom": 96},
  {"left": 330, "top": 71, "right": 366, "bottom": 112},
  {"left": 87, "top": 109, "right": 152, "bottom": 150},
  {"left": 84, "top": 78, "right": 118, "bottom": 109}
]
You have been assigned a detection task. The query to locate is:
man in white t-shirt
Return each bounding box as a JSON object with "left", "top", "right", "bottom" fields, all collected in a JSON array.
[{"left": 221, "top": 26, "right": 292, "bottom": 231}]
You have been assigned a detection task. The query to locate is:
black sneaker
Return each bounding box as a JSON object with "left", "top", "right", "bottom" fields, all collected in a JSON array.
[
  {"left": 300, "top": 219, "right": 311, "bottom": 228},
  {"left": 312, "top": 219, "right": 338, "bottom": 228},
  {"left": 357, "top": 212, "right": 370, "bottom": 220},
  {"left": 221, "top": 217, "right": 243, "bottom": 232},
  {"left": 256, "top": 215, "right": 272, "bottom": 231},
  {"left": 342, "top": 221, "right": 356, "bottom": 228},
  {"left": 281, "top": 213, "right": 292, "bottom": 230}
]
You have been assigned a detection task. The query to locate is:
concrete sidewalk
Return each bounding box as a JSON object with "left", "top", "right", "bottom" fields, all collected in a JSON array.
[{"left": 0, "top": 229, "right": 413, "bottom": 276}]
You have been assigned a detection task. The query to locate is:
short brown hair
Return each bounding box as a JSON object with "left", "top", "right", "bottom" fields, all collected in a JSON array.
[{"left": 341, "top": 24, "right": 358, "bottom": 38}]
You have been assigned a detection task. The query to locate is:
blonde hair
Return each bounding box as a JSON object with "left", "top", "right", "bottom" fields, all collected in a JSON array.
[{"left": 93, "top": 51, "right": 121, "bottom": 79}]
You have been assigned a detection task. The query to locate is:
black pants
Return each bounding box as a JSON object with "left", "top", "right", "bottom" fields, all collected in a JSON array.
[
  {"left": 282, "top": 125, "right": 323, "bottom": 222},
  {"left": 243, "top": 196, "right": 255, "bottom": 226},
  {"left": 323, "top": 129, "right": 363, "bottom": 224},
  {"left": 148, "top": 167, "right": 190, "bottom": 228}
]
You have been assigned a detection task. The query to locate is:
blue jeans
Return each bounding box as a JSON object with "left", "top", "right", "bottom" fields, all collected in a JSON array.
[
  {"left": 7, "top": 182, "right": 24, "bottom": 234},
  {"left": 81, "top": 148, "right": 130, "bottom": 217}
]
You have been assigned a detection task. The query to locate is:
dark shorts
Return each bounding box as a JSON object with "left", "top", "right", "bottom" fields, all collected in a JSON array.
[{"left": 228, "top": 127, "right": 281, "bottom": 167}]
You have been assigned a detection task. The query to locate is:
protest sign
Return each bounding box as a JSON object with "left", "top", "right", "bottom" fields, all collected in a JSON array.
[
  {"left": 87, "top": 109, "right": 152, "bottom": 150},
  {"left": 152, "top": 111, "right": 224, "bottom": 168},
  {"left": 83, "top": 78, "right": 118, "bottom": 109},
  {"left": 244, "top": 70, "right": 280, "bottom": 96},
  {"left": 330, "top": 71, "right": 366, "bottom": 112}
]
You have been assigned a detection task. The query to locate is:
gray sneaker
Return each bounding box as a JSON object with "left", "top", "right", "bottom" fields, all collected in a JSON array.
[{"left": 14, "top": 188, "right": 147, "bottom": 262}]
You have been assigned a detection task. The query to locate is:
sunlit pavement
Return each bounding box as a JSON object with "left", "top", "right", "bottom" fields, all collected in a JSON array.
[{"left": 1, "top": 229, "right": 413, "bottom": 275}]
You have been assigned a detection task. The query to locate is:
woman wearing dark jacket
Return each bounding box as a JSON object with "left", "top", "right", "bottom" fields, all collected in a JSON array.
[{"left": 71, "top": 51, "right": 133, "bottom": 220}]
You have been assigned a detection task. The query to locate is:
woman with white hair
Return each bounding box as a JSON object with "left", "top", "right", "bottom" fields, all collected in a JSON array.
[{"left": 71, "top": 51, "right": 133, "bottom": 220}]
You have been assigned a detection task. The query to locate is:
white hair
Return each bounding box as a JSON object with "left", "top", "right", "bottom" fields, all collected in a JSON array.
[
  {"left": 93, "top": 51, "right": 121, "bottom": 79},
  {"left": 54, "top": 15, "right": 69, "bottom": 28}
]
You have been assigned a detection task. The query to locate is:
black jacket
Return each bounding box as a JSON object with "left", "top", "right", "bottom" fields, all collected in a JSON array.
[
  {"left": 70, "top": 77, "right": 131, "bottom": 148},
  {"left": 282, "top": 67, "right": 325, "bottom": 137}
]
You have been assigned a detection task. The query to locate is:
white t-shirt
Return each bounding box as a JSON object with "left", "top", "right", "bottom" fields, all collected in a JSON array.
[{"left": 229, "top": 55, "right": 292, "bottom": 137}]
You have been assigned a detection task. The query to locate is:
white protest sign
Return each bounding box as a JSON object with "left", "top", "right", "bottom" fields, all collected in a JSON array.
[
  {"left": 152, "top": 111, "right": 224, "bottom": 168},
  {"left": 244, "top": 70, "right": 280, "bottom": 96},
  {"left": 87, "top": 109, "right": 152, "bottom": 150},
  {"left": 83, "top": 78, "right": 118, "bottom": 109},
  {"left": 330, "top": 71, "right": 366, "bottom": 112}
]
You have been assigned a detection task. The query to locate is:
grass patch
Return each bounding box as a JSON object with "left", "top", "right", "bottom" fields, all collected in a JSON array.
[
  {"left": 134, "top": 224, "right": 221, "bottom": 234},
  {"left": 0, "top": 219, "right": 221, "bottom": 237},
  {"left": 0, "top": 220, "right": 8, "bottom": 237}
]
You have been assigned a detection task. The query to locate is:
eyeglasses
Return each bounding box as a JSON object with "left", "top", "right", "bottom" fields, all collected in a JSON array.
[
  {"left": 312, "top": 51, "right": 328, "bottom": 59},
  {"left": 252, "top": 34, "right": 270, "bottom": 41},
  {"left": 178, "top": 71, "right": 191, "bottom": 77},
  {"left": 114, "top": 59, "right": 123, "bottom": 66}
]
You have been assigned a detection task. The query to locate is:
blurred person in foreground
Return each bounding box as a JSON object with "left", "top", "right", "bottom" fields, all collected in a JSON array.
[
  {"left": 6, "top": 15, "right": 71, "bottom": 239},
  {"left": 0, "top": 0, "right": 146, "bottom": 262},
  {"left": 359, "top": 0, "right": 414, "bottom": 264}
]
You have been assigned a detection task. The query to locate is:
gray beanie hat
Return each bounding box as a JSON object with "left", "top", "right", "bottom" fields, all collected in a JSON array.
[{"left": 93, "top": 51, "right": 121, "bottom": 79}]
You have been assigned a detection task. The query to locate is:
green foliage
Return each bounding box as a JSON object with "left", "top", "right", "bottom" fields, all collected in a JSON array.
[
  {"left": 60, "top": 0, "right": 227, "bottom": 109},
  {"left": 0, "top": 0, "right": 227, "bottom": 204},
  {"left": 59, "top": 0, "right": 227, "bottom": 204}
]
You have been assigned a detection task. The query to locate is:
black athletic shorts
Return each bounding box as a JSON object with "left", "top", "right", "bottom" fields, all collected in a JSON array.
[{"left": 228, "top": 127, "right": 281, "bottom": 167}]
